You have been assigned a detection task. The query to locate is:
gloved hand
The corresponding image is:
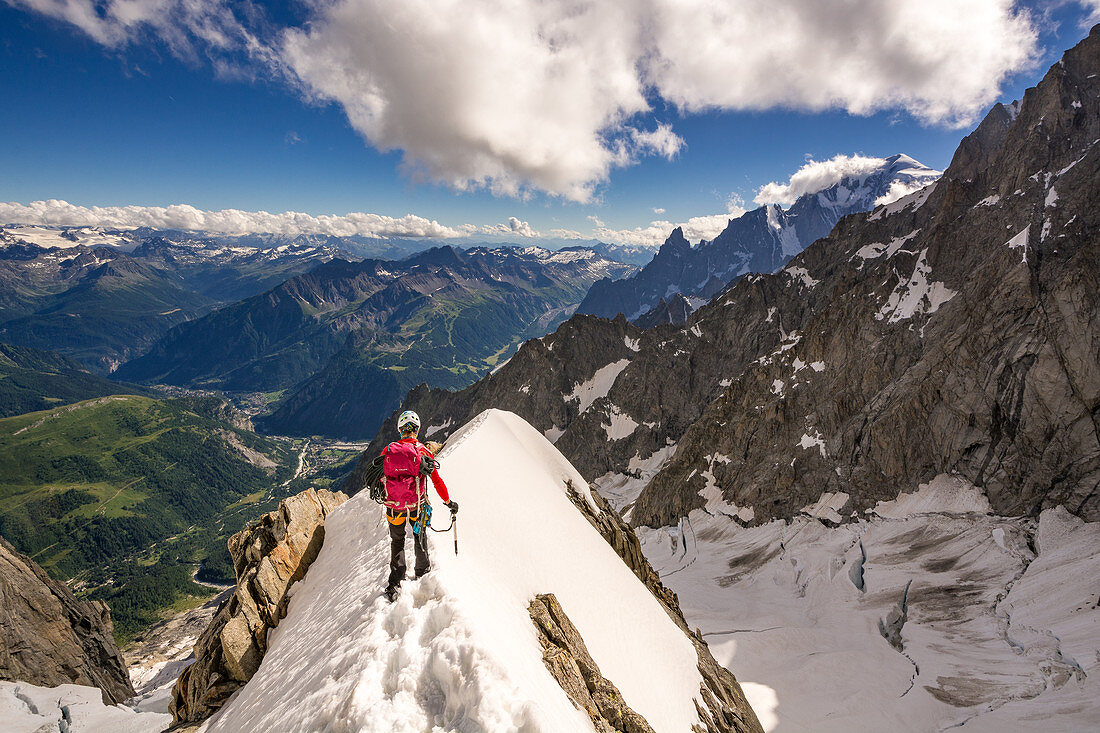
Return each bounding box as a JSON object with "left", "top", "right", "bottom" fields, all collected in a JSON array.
[{"left": 445, "top": 500, "right": 459, "bottom": 514}]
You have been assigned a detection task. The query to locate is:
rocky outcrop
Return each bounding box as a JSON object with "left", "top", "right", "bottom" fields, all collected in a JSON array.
[
  {"left": 0, "top": 536, "right": 133, "bottom": 704},
  {"left": 561, "top": 483, "right": 764, "bottom": 733},
  {"left": 529, "top": 593, "right": 656, "bottom": 733},
  {"left": 169, "top": 487, "right": 347, "bottom": 726}
]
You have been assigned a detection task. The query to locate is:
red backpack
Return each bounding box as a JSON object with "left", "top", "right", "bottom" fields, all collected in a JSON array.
[{"left": 383, "top": 441, "right": 425, "bottom": 509}]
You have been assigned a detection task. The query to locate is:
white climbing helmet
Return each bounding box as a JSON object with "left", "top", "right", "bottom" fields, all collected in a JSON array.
[{"left": 397, "top": 410, "right": 420, "bottom": 434}]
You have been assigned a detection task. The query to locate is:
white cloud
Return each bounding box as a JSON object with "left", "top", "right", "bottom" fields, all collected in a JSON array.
[
  {"left": 653, "top": 208, "right": 666, "bottom": 215},
  {"left": 7, "top": 0, "right": 264, "bottom": 67},
  {"left": 478, "top": 217, "right": 540, "bottom": 238},
  {"left": 0, "top": 199, "right": 471, "bottom": 239},
  {"left": 592, "top": 195, "right": 748, "bottom": 248},
  {"left": 9, "top": 0, "right": 1064, "bottom": 199},
  {"left": 547, "top": 228, "right": 588, "bottom": 240},
  {"left": 630, "top": 124, "right": 685, "bottom": 160},
  {"left": 754, "top": 154, "right": 890, "bottom": 206},
  {"left": 1070, "top": 0, "right": 1100, "bottom": 24},
  {"left": 280, "top": 0, "right": 652, "bottom": 203},
  {"left": 645, "top": 0, "right": 1040, "bottom": 127},
  {"left": 874, "top": 180, "right": 932, "bottom": 207},
  {"left": 279, "top": 0, "right": 1038, "bottom": 201}
]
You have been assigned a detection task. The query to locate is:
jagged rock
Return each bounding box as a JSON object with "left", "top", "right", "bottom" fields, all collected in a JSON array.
[
  {"left": 562, "top": 482, "right": 763, "bottom": 733},
  {"left": 0, "top": 536, "right": 133, "bottom": 704},
  {"left": 634, "top": 293, "right": 696, "bottom": 328},
  {"left": 576, "top": 155, "right": 939, "bottom": 322},
  {"left": 169, "top": 487, "right": 347, "bottom": 726},
  {"left": 530, "top": 593, "right": 656, "bottom": 733}
]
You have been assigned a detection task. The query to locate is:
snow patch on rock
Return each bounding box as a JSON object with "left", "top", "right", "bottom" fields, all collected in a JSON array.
[
  {"left": 602, "top": 404, "right": 640, "bottom": 441},
  {"left": 800, "top": 492, "right": 849, "bottom": 522},
  {"left": 875, "top": 249, "right": 956, "bottom": 324},
  {"left": 567, "top": 358, "right": 630, "bottom": 414},
  {"left": 784, "top": 266, "right": 819, "bottom": 289},
  {"left": 1006, "top": 225, "right": 1030, "bottom": 264},
  {"left": 796, "top": 430, "right": 827, "bottom": 458}
]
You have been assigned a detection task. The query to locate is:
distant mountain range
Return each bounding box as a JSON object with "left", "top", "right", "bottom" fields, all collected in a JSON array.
[
  {"left": 0, "top": 232, "right": 344, "bottom": 372},
  {"left": 115, "top": 245, "right": 635, "bottom": 438},
  {"left": 577, "top": 154, "right": 941, "bottom": 322}
]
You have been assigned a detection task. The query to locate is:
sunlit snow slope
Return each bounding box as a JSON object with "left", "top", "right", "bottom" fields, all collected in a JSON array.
[
  {"left": 637, "top": 477, "right": 1100, "bottom": 732},
  {"left": 202, "top": 409, "right": 705, "bottom": 732}
]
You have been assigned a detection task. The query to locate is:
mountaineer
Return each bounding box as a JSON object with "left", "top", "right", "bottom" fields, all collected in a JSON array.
[{"left": 374, "top": 410, "right": 458, "bottom": 602}]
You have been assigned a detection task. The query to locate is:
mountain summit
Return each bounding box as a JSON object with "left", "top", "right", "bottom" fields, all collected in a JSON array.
[{"left": 577, "top": 154, "right": 940, "bottom": 322}]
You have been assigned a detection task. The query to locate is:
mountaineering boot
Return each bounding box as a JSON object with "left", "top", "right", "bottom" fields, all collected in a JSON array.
[{"left": 384, "top": 585, "right": 398, "bottom": 603}]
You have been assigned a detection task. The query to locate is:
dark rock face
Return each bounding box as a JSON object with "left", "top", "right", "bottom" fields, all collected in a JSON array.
[
  {"left": 0, "top": 536, "right": 134, "bottom": 704},
  {"left": 577, "top": 155, "right": 939, "bottom": 321},
  {"left": 170, "top": 487, "right": 347, "bottom": 726},
  {"left": 634, "top": 293, "right": 695, "bottom": 328},
  {"left": 371, "top": 28, "right": 1100, "bottom": 532}
]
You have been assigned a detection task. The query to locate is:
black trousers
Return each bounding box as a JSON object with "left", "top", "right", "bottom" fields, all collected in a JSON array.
[{"left": 387, "top": 512, "right": 429, "bottom": 591}]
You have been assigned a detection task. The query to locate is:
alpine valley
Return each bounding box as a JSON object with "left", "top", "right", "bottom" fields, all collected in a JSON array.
[{"left": 117, "top": 245, "right": 635, "bottom": 438}]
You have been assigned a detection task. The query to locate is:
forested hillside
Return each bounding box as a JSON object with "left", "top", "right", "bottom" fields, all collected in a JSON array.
[{"left": 0, "top": 395, "right": 298, "bottom": 640}]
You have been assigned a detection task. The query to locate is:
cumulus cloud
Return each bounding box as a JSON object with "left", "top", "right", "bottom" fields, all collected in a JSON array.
[
  {"left": 10, "top": 0, "right": 1068, "bottom": 199},
  {"left": 630, "top": 124, "right": 685, "bottom": 160},
  {"left": 754, "top": 154, "right": 891, "bottom": 206},
  {"left": 478, "top": 217, "right": 540, "bottom": 238},
  {"left": 279, "top": 0, "right": 1038, "bottom": 201},
  {"left": 0, "top": 199, "right": 471, "bottom": 239},
  {"left": 280, "top": 0, "right": 656, "bottom": 203}
]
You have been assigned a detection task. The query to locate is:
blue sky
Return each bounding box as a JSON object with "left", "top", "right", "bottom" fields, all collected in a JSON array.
[{"left": 1, "top": 1, "right": 1097, "bottom": 246}]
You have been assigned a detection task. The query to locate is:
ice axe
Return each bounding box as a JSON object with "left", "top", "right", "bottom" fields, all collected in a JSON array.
[{"left": 451, "top": 507, "right": 459, "bottom": 555}]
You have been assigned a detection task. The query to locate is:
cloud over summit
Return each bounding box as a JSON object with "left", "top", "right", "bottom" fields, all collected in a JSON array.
[{"left": 754, "top": 154, "right": 895, "bottom": 206}]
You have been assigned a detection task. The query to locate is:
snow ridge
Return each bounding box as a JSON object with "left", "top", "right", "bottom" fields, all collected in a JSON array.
[{"left": 203, "top": 410, "right": 705, "bottom": 732}]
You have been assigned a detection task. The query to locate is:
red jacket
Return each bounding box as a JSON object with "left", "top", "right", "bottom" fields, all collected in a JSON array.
[{"left": 382, "top": 437, "right": 450, "bottom": 502}]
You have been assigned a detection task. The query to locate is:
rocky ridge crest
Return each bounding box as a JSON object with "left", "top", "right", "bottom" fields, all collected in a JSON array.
[{"left": 169, "top": 487, "right": 347, "bottom": 727}]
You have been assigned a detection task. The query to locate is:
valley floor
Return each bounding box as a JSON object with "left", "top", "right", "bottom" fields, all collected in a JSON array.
[{"left": 635, "top": 477, "right": 1100, "bottom": 732}]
